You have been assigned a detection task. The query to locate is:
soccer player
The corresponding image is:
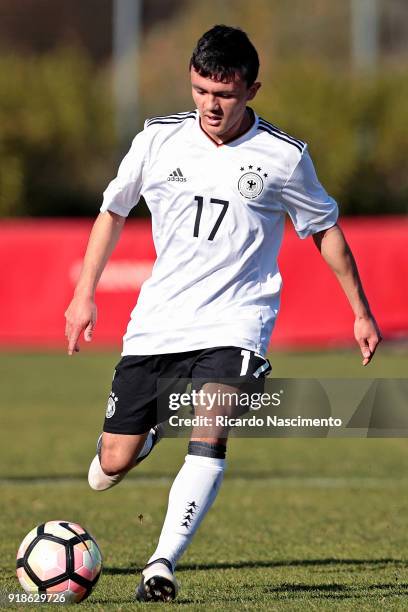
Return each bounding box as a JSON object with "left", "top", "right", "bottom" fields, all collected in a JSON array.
[{"left": 65, "top": 25, "right": 381, "bottom": 602}]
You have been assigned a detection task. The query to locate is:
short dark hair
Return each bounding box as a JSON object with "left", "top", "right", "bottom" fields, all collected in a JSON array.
[{"left": 190, "top": 25, "right": 259, "bottom": 87}]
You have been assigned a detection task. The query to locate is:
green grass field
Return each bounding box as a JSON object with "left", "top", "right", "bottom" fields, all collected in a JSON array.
[{"left": 1, "top": 347, "right": 408, "bottom": 610}]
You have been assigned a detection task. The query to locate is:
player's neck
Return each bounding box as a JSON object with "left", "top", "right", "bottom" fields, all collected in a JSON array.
[
  {"left": 230, "top": 108, "right": 254, "bottom": 142},
  {"left": 201, "top": 108, "right": 254, "bottom": 146}
]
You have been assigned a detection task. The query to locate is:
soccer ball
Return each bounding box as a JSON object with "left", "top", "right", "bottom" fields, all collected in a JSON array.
[{"left": 16, "top": 520, "right": 102, "bottom": 604}]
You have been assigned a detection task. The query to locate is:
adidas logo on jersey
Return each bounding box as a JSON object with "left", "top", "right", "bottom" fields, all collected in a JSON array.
[{"left": 167, "top": 168, "right": 187, "bottom": 182}]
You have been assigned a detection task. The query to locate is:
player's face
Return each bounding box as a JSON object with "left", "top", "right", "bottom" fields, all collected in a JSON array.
[{"left": 191, "top": 67, "right": 261, "bottom": 144}]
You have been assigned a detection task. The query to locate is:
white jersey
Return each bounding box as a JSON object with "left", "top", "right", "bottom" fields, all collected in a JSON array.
[{"left": 101, "top": 109, "right": 338, "bottom": 356}]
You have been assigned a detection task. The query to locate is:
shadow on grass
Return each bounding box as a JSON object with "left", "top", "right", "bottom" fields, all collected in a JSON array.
[
  {"left": 178, "top": 558, "right": 408, "bottom": 571},
  {"left": 266, "top": 582, "right": 408, "bottom": 601},
  {"left": 103, "top": 565, "right": 142, "bottom": 575},
  {"left": 94, "top": 558, "right": 408, "bottom": 605},
  {"left": 104, "top": 557, "right": 408, "bottom": 575},
  {"left": 91, "top": 581, "right": 408, "bottom": 606}
]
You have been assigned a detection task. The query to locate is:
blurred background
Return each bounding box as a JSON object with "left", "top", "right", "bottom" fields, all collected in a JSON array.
[
  {"left": 1, "top": 5, "right": 408, "bottom": 604},
  {"left": 0, "top": 0, "right": 407, "bottom": 349}
]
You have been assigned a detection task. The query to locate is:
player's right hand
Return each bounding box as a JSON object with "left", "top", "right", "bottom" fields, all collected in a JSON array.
[{"left": 64, "top": 296, "right": 97, "bottom": 356}]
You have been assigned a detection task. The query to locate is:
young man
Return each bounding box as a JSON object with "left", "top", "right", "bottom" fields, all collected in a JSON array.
[{"left": 65, "top": 25, "right": 381, "bottom": 602}]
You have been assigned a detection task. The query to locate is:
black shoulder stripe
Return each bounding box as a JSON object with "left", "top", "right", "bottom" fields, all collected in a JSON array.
[
  {"left": 146, "top": 111, "right": 196, "bottom": 126},
  {"left": 258, "top": 117, "right": 305, "bottom": 146},
  {"left": 147, "top": 110, "right": 195, "bottom": 121},
  {"left": 257, "top": 125, "right": 304, "bottom": 154},
  {"left": 258, "top": 118, "right": 305, "bottom": 149},
  {"left": 146, "top": 116, "right": 196, "bottom": 128}
]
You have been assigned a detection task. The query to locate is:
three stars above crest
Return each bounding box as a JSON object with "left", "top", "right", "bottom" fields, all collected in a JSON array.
[{"left": 240, "top": 165, "right": 268, "bottom": 178}]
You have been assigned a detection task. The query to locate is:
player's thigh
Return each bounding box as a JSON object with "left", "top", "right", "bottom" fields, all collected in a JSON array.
[
  {"left": 101, "top": 352, "right": 195, "bottom": 462},
  {"left": 102, "top": 355, "right": 181, "bottom": 436}
]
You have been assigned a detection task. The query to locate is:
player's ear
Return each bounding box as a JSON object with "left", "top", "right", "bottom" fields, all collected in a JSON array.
[{"left": 247, "top": 81, "right": 261, "bottom": 101}]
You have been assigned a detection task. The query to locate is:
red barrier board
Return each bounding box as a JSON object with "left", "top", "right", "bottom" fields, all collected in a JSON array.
[
  {"left": 0, "top": 217, "right": 407, "bottom": 349},
  {"left": 274, "top": 216, "right": 408, "bottom": 347}
]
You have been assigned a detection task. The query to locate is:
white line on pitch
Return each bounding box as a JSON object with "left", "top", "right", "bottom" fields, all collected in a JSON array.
[{"left": 1, "top": 476, "right": 407, "bottom": 488}]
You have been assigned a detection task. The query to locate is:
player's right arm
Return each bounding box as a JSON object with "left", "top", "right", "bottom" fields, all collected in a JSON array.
[
  {"left": 65, "top": 123, "right": 149, "bottom": 355},
  {"left": 65, "top": 123, "right": 149, "bottom": 354},
  {"left": 65, "top": 210, "right": 126, "bottom": 355}
]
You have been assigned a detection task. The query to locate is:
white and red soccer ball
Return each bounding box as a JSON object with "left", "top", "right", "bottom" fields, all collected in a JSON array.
[{"left": 16, "top": 520, "right": 102, "bottom": 603}]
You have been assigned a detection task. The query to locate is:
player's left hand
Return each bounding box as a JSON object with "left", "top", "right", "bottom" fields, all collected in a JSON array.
[
  {"left": 354, "top": 315, "right": 382, "bottom": 366},
  {"left": 64, "top": 295, "right": 97, "bottom": 356}
]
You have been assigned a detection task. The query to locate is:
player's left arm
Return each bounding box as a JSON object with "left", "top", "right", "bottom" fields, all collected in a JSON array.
[{"left": 313, "top": 223, "right": 382, "bottom": 366}]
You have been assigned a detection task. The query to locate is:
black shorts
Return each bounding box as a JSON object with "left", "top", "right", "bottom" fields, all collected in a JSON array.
[{"left": 103, "top": 346, "right": 271, "bottom": 435}]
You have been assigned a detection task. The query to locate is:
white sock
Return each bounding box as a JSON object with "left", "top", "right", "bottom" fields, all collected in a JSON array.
[
  {"left": 88, "top": 430, "right": 155, "bottom": 491},
  {"left": 148, "top": 454, "right": 225, "bottom": 569},
  {"left": 88, "top": 455, "right": 125, "bottom": 491}
]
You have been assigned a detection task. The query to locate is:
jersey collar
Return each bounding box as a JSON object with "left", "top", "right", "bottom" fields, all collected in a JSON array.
[{"left": 194, "top": 107, "right": 259, "bottom": 148}]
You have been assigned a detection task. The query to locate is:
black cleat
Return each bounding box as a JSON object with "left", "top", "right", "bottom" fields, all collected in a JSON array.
[{"left": 136, "top": 558, "right": 178, "bottom": 602}]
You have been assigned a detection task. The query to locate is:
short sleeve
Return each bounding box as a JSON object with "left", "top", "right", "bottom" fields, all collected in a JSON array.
[
  {"left": 100, "top": 129, "right": 149, "bottom": 217},
  {"left": 280, "top": 147, "right": 338, "bottom": 239}
]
